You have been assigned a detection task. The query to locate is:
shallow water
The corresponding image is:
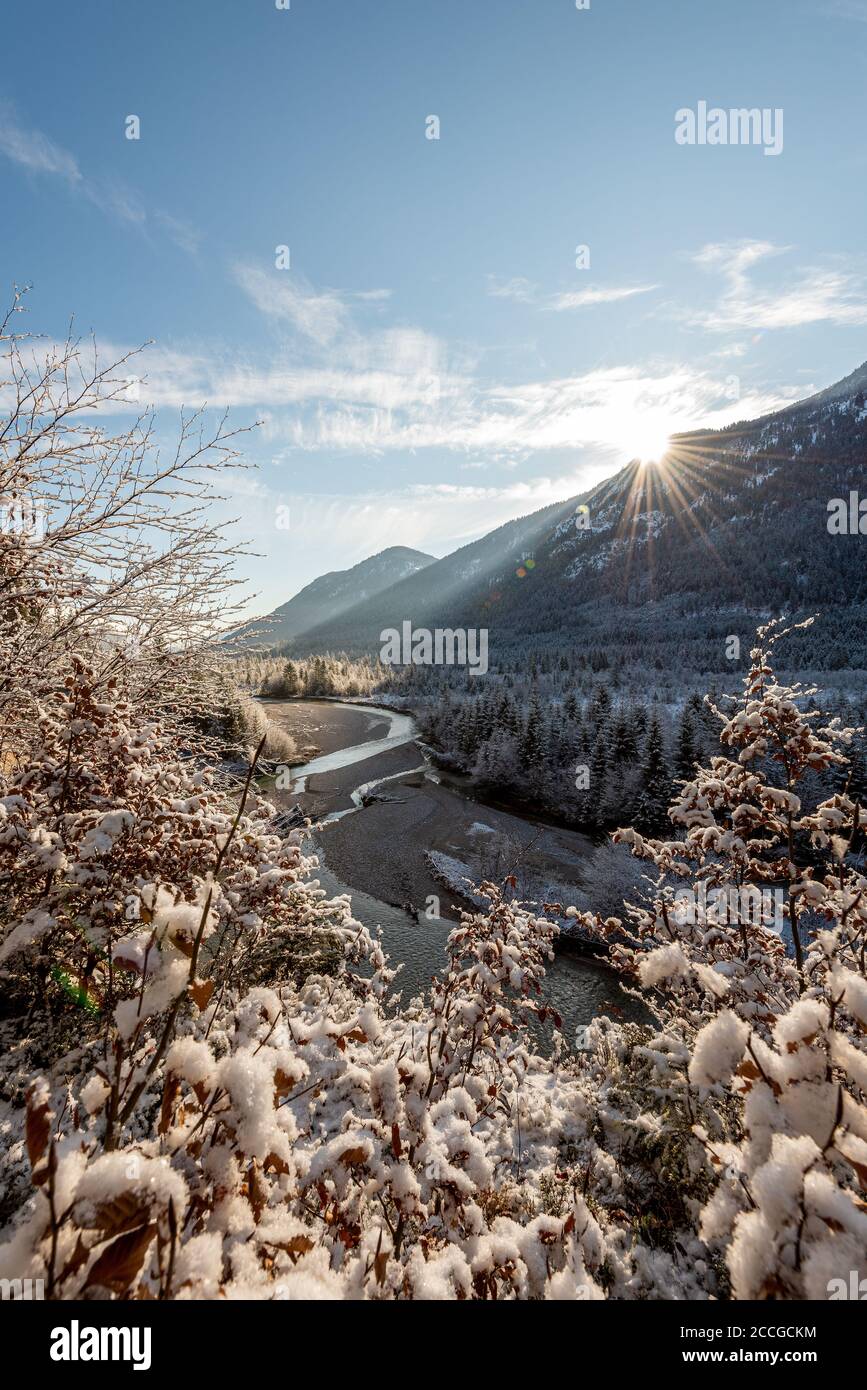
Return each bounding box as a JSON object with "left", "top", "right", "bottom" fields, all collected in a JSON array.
[
  {"left": 312, "top": 851, "right": 639, "bottom": 1042},
  {"left": 273, "top": 700, "right": 643, "bottom": 1042},
  {"left": 287, "top": 707, "right": 416, "bottom": 780}
]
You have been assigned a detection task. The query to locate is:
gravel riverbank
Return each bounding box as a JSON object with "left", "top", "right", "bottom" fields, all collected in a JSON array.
[
  {"left": 263, "top": 699, "right": 595, "bottom": 922},
  {"left": 260, "top": 698, "right": 643, "bottom": 1035}
]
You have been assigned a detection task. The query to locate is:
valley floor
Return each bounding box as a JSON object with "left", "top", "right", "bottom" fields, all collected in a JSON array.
[
  {"left": 258, "top": 696, "right": 391, "bottom": 760},
  {"left": 261, "top": 698, "right": 639, "bottom": 1036},
  {"left": 263, "top": 698, "right": 597, "bottom": 924}
]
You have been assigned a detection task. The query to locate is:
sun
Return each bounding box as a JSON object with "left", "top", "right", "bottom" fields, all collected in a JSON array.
[{"left": 616, "top": 410, "right": 675, "bottom": 465}]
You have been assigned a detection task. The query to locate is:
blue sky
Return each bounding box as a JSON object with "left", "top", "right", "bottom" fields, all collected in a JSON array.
[{"left": 2, "top": 0, "right": 866, "bottom": 617}]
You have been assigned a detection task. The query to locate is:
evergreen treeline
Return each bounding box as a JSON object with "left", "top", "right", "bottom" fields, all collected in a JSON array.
[
  {"left": 419, "top": 675, "right": 867, "bottom": 832},
  {"left": 417, "top": 684, "right": 719, "bottom": 832},
  {"left": 229, "top": 646, "right": 867, "bottom": 836},
  {"left": 232, "top": 652, "right": 388, "bottom": 699}
]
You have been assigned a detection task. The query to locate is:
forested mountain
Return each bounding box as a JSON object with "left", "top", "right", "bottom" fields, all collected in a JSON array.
[
  {"left": 228, "top": 545, "right": 436, "bottom": 648},
  {"left": 280, "top": 363, "right": 867, "bottom": 673},
  {"left": 246, "top": 500, "right": 583, "bottom": 653}
]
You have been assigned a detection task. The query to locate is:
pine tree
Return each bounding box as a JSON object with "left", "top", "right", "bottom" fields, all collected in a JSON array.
[
  {"left": 609, "top": 708, "right": 638, "bottom": 766},
  {"left": 589, "top": 682, "right": 612, "bottom": 725},
  {"left": 458, "top": 704, "right": 480, "bottom": 765},
  {"left": 635, "top": 715, "right": 670, "bottom": 832},
  {"left": 675, "top": 707, "right": 698, "bottom": 781},
  {"left": 587, "top": 731, "right": 610, "bottom": 827},
  {"left": 281, "top": 659, "right": 300, "bottom": 697},
  {"left": 518, "top": 692, "right": 546, "bottom": 777},
  {"left": 630, "top": 703, "right": 648, "bottom": 746},
  {"left": 498, "top": 691, "right": 520, "bottom": 736}
]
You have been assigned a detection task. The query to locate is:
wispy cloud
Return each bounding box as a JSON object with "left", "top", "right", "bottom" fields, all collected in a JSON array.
[
  {"left": 94, "top": 332, "right": 795, "bottom": 463},
  {"left": 487, "top": 274, "right": 658, "bottom": 312},
  {"left": 0, "top": 102, "right": 200, "bottom": 249},
  {"left": 709, "top": 341, "right": 750, "bottom": 359},
  {"left": 64, "top": 257, "right": 808, "bottom": 622},
  {"left": 688, "top": 239, "right": 867, "bottom": 329},
  {"left": 233, "top": 263, "right": 423, "bottom": 374},
  {"left": 91, "top": 181, "right": 147, "bottom": 226},
  {"left": 63, "top": 255, "right": 803, "bottom": 466},
  {"left": 233, "top": 263, "right": 352, "bottom": 346},
  {"left": 352, "top": 288, "right": 393, "bottom": 302},
  {"left": 250, "top": 473, "right": 581, "bottom": 570},
  {"left": 0, "top": 105, "right": 82, "bottom": 183},
  {"left": 155, "top": 211, "right": 202, "bottom": 255},
  {"left": 227, "top": 259, "right": 458, "bottom": 422},
  {"left": 487, "top": 276, "right": 538, "bottom": 304},
  {"left": 546, "top": 285, "right": 659, "bottom": 311}
]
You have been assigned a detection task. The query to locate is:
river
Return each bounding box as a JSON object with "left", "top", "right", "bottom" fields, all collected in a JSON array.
[{"left": 266, "top": 699, "right": 643, "bottom": 1044}]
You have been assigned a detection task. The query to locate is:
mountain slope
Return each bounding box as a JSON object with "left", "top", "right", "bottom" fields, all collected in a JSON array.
[
  {"left": 229, "top": 546, "right": 437, "bottom": 648},
  {"left": 274, "top": 494, "right": 585, "bottom": 655},
  {"left": 276, "top": 362, "right": 867, "bottom": 672}
]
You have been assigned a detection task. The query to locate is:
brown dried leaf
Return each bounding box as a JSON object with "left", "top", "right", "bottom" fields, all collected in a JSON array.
[
  {"left": 248, "top": 1161, "right": 268, "bottom": 1222},
  {"left": 264, "top": 1234, "right": 315, "bottom": 1258},
  {"left": 189, "top": 978, "right": 214, "bottom": 1010},
  {"left": 159, "top": 1072, "right": 180, "bottom": 1136},
  {"left": 736, "top": 1060, "right": 762, "bottom": 1081},
  {"left": 339, "top": 1146, "right": 369, "bottom": 1167},
  {"left": 25, "top": 1083, "right": 51, "bottom": 1177},
  {"left": 84, "top": 1223, "right": 156, "bottom": 1295},
  {"left": 337, "top": 1223, "right": 361, "bottom": 1248},
  {"left": 84, "top": 1191, "right": 151, "bottom": 1237},
  {"left": 273, "top": 1068, "right": 296, "bottom": 1099},
  {"left": 58, "top": 1235, "right": 90, "bottom": 1286}
]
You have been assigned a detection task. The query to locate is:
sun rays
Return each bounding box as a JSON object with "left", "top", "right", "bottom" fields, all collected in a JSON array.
[{"left": 590, "top": 427, "right": 776, "bottom": 599}]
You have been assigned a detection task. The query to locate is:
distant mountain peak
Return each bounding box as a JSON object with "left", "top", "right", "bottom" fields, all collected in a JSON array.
[{"left": 228, "top": 545, "right": 437, "bottom": 649}]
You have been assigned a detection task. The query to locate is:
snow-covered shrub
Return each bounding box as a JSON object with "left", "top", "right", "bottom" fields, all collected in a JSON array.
[
  {"left": 3, "top": 301, "right": 865, "bottom": 1298},
  {"left": 0, "top": 660, "right": 335, "bottom": 1026},
  {"left": 214, "top": 686, "right": 297, "bottom": 766},
  {"left": 3, "top": 620, "right": 867, "bottom": 1300},
  {"left": 572, "top": 838, "right": 652, "bottom": 921},
  {"left": 570, "top": 620, "right": 867, "bottom": 1299}
]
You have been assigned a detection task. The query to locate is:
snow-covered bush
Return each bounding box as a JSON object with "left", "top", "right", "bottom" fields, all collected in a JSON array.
[
  {"left": 3, "top": 621, "right": 867, "bottom": 1300},
  {"left": 572, "top": 838, "right": 652, "bottom": 921},
  {"left": 3, "top": 303, "right": 865, "bottom": 1298},
  {"left": 216, "top": 685, "right": 297, "bottom": 765},
  {"left": 569, "top": 620, "right": 867, "bottom": 1298}
]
